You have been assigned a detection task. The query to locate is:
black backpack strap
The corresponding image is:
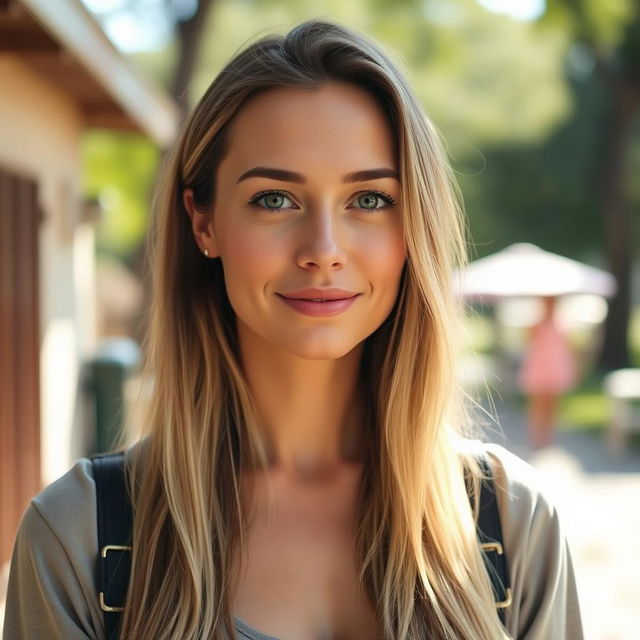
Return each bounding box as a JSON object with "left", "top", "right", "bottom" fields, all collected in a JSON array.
[
  {"left": 90, "top": 449, "right": 510, "bottom": 634},
  {"left": 473, "top": 454, "right": 512, "bottom": 625},
  {"left": 92, "top": 452, "right": 133, "bottom": 640}
]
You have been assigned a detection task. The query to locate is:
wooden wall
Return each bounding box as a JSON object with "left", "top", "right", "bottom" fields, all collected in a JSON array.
[{"left": 0, "top": 166, "right": 41, "bottom": 566}]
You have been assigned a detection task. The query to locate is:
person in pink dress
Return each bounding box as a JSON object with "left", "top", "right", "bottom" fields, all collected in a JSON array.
[{"left": 519, "top": 296, "right": 577, "bottom": 448}]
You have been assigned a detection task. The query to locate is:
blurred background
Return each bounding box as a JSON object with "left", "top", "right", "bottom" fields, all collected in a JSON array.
[{"left": 0, "top": 0, "right": 638, "bottom": 637}]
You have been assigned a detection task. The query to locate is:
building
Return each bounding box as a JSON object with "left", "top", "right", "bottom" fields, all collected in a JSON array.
[{"left": 0, "top": 0, "right": 179, "bottom": 575}]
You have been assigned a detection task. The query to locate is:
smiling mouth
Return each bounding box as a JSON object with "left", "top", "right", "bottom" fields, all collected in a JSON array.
[
  {"left": 276, "top": 293, "right": 361, "bottom": 316},
  {"left": 277, "top": 291, "right": 360, "bottom": 302},
  {"left": 278, "top": 295, "right": 359, "bottom": 303},
  {"left": 295, "top": 297, "right": 349, "bottom": 302}
]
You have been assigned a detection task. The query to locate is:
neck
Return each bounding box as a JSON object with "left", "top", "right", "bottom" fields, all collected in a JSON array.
[{"left": 237, "top": 322, "right": 366, "bottom": 477}]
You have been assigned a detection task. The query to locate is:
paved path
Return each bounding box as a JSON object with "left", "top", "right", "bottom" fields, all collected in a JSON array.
[{"left": 484, "top": 398, "right": 640, "bottom": 640}]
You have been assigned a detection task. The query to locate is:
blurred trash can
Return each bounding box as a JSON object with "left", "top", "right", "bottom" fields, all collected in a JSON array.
[{"left": 87, "top": 337, "right": 140, "bottom": 454}]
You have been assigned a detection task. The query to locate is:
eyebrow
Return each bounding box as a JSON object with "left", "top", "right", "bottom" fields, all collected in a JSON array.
[{"left": 236, "top": 166, "right": 399, "bottom": 184}]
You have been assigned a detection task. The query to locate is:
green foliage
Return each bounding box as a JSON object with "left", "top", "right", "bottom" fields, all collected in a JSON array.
[
  {"left": 459, "top": 71, "right": 610, "bottom": 258},
  {"left": 82, "top": 130, "right": 159, "bottom": 259},
  {"left": 195, "top": 0, "right": 570, "bottom": 150},
  {"left": 374, "top": 1, "right": 571, "bottom": 151},
  {"left": 545, "top": 0, "right": 637, "bottom": 52},
  {"left": 544, "top": 0, "right": 640, "bottom": 88}
]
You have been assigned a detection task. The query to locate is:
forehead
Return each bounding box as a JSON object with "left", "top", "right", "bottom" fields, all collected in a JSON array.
[{"left": 220, "top": 82, "right": 397, "bottom": 177}]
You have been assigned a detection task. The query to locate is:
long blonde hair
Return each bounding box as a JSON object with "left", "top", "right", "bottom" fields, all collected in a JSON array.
[{"left": 121, "top": 20, "right": 509, "bottom": 640}]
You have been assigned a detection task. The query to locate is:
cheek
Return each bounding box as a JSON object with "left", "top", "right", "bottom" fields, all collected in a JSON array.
[
  {"left": 217, "top": 224, "right": 285, "bottom": 298},
  {"left": 360, "top": 227, "right": 406, "bottom": 289}
]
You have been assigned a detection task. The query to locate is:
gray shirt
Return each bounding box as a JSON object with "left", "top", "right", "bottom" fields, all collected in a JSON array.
[{"left": 2, "top": 442, "right": 583, "bottom": 639}]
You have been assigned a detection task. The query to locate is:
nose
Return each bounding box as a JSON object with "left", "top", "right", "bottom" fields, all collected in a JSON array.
[{"left": 295, "top": 206, "right": 347, "bottom": 271}]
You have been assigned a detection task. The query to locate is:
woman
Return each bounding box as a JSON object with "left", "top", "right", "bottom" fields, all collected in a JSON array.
[
  {"left": 3, "top": 20, "right": 582, "bottom": 640},
  {"left": 519, "top": 296, "right": 578, "bottom": 449}
]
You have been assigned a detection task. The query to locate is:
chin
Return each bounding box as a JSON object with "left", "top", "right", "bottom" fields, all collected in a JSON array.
[
  {"left": 277, "top": 331, "right": 364, "bottom": 361},
  {"left": 282, "top": 340, "right": 359, "bottom": 361}
]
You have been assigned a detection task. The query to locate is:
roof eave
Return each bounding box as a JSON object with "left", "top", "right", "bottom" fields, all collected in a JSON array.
[{"left": 20, "top": 0, "right": 180, "bottom": 146}]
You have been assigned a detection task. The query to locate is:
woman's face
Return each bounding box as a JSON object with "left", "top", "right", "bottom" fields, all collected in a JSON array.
[{"left": 186, "top": 81, "right": 406, "bottom": 360}]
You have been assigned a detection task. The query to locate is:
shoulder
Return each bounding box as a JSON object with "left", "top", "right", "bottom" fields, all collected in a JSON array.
[
  {"left": 26, "top": 441, "right": 145, "bottom": 549},
  {"left": 458, "top": 439, "right": 554, "bottom": 527},
  {"left": 478, "top": 442, "right": 562, "bottom": 558},
  {"left": 10, "top": 456, "right": 99, "bottom": 597},
  {"left": 29, "top": 457, "right": 97, "bottom": 542},
  {"left": 4, "top": 457, "right": 103, "bottom": 639},
  {"left": 5, "top": 443, "right": 147, "bottom": 639},
  {"left": 460, "top": 440, "right": 565, "bottom": 573},
  {"left": 458, "top": 440, "right": 584, "bottom": 639}
]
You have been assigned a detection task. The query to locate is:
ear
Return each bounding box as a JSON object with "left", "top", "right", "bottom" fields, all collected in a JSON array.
[{"left": 182, "top": 188, "right": 220, "bottom": 258}]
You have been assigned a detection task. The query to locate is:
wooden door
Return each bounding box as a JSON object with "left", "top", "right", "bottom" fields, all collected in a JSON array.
[{"left": 0, "top": 167, "right": 41, "bottom": 567}]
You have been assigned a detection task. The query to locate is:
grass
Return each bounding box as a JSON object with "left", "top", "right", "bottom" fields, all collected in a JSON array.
[{"left": 559, "top": 388, "right": 608, "bottom": 431}]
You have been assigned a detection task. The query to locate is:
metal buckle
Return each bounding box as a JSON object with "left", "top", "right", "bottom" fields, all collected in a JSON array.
[
  {"left": 480, "top": 541, "right": 512, "bottom": 609},
  {"left": 495, "top": 587, "right": 513, "bottom": 609},
  {"left": 99, "top": 545, "right": 132, "bottom": 612},
  {"left": 480, "top": 541, "right": 504, "bottom": 555}
]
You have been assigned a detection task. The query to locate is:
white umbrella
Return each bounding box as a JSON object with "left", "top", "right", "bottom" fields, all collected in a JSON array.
[{"left": 455, "top": 243, "right": 616, "bottom": 300}]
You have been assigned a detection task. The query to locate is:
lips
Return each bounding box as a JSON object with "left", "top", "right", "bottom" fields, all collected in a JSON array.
[
  {"left": 278, "top": 288, "right": 359, "bottom": 301},
  {"left": 276, "top": 288, "right": 361, "bottom": 317}
]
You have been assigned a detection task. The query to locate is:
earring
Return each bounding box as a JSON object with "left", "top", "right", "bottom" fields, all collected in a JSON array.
[{"left": 204, "top": 248, "right": 209, "bottom": 257}]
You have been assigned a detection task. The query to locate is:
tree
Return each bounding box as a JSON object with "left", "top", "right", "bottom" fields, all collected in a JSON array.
[
  {"left": 542, "top": 0, "right": 640, "bottom": 369},
  {"left": 169, "top": 0, "right": 217, "bottom": 115}
]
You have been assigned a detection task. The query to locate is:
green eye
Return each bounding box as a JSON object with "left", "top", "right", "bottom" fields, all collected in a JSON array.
[
  {"left": 250, "top": 191, "right": 294, "bottom": 210},
  {"left": 263, "top": 193, "right": 286, "bottom": 209},
  {"left": 357, "top": 193, "right": 380, "bottom": 209},
  {"left": 353, "top": 190, "right": 396, "bottom": 211}
]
